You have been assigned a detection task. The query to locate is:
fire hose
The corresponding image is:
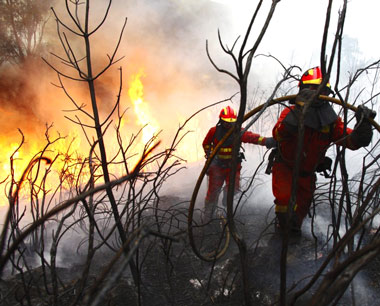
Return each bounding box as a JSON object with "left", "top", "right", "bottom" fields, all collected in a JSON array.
[{"left": 187, "top": 95, "right": 380, "bottom": 262}]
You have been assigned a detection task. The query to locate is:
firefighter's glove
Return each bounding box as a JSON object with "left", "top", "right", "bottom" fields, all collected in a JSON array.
[
  {"left": 355, "top": 104, "right": 376, "bottom": 121},
  {"left": 265, "top": 148, "right": 278, "bottom": 175},
  {"left": 351, "top": 105, "right": 376, "bottom": 148},
  {"left": 316, "top": 156, "right": 332, "bottom": 177},
  {"left": 316, "top": 156, "right": 332, "bottom": 173},
  {"left": 265, "top": 137, "right": 277, "bottom": 149}
]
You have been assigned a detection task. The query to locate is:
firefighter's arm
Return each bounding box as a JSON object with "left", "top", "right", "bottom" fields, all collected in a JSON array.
[
  {"left": 334, "top": 105, "right": 376, "bottom": 150},
  {"left": 273, "top": 107, "right": 293, "bottom": 142},
  {"left": 202, "top": 127, "right": 216, "bottom": 158},
  {"left": 241, "top": 131, "right": 275, "bottom": 147},
  {"left": 332, "top": 117, "right": 356, "bottom": 149}
]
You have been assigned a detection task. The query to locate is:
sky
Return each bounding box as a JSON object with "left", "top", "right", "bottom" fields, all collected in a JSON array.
[
  {"left": 213, "top": 0, "right": 380, "bottom": 59},
  {"left": 207, "top": 0, "right": 380, "bottom": 89}
]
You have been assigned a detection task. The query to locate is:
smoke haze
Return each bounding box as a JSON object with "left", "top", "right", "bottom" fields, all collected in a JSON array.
[{"left": 1, "top": 0, "right": 379, "bottom": 194}]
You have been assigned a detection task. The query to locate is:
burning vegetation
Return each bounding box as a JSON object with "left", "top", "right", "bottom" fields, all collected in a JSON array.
[{"left": 1, "top": 1, "right": 380, "bottom": 306}]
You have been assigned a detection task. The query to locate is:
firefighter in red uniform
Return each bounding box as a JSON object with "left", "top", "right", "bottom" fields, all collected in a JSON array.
[
  {"left": 203, "top": 105, "right": 276, "bottom": 221},
  {"left": 272, "top": 66, "right": 375, "bottom": 233}
]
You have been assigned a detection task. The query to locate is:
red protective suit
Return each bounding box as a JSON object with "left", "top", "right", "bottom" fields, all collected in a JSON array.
[
  {"left": 203, "top": 125, "right": 267, "bottom": 206},
  {"left": 272, "top": 105, "right": 359, "bottom": 225}
]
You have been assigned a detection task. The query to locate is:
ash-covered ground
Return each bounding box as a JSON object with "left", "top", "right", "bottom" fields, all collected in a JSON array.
[{"left": 1, "top": 194, "right": 380, "bottom": 306}]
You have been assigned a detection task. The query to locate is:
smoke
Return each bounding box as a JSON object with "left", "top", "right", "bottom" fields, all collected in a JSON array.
[
  {"left": 111, "top": 0, "right": 239, "bottom": 132},
  {"left": 0, "top": 0, "right": 248, "bottom": 226},
  {"left": 3, "top": 0, "right": 380, "bottom": 136},
  {"left": 0, "top": 0, "right": 246, "bottom": 152},
  {"left": 0, "top": 61, "right": 46, "bottom": 137},
  {"left": 2, "top": 0, "right": 379, "bottom": 199},
  {"left": 1, "top": 4, "right": 380, "bottom": 304}
]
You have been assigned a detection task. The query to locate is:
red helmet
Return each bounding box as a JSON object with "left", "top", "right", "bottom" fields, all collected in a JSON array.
[
  {"left": 299, "top": 66, "right": 331, "bottom": 89},
  {"left": 219, "top": 106, "right": 237, "bottom": 122}
]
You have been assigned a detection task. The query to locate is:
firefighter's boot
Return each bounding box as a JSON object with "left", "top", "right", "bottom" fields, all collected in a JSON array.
[
  {"left": 290, "top": 214, "right": 302, "bottom": 235},
  {"left": 275, "top": 212, "right": 302, "bottom": 236},
  {"left": 275, "top": 212, "right": 287, "bottom": 232},
  {"left": 203, "top": 201, "right": 216, "bottom": 224}
]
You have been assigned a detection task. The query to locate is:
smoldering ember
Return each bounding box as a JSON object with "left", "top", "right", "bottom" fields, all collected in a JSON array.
[{"left": 1, "top": 1, "right": 380, "bottom": 306}]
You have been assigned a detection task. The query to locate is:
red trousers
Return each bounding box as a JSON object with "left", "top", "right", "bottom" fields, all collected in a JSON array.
[
  {"left": 272, "top": 161, "right": 316, "bottom": 224},
  {"left": 205, "top": 164, "right": 241, "bottom": 204}
]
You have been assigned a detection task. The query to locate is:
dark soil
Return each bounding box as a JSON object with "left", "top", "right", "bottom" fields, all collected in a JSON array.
[{"left": 1, "top": 196, "right": 379, "bottom": 306}]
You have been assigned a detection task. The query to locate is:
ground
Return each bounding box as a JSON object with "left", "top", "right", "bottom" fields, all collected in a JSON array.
[{"left": 1, "top": 196, "right": 379, "bottom": 305}]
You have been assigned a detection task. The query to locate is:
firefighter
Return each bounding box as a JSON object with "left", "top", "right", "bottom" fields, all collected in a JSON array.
[
  {"left": 203, "top": 105, "right": 276, "bottom": 221},
  {"left": 272, "top": 66, "right": 375, "bottom": 234}
]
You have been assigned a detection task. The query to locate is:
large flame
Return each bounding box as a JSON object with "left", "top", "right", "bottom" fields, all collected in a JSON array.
[
  {"left": 128, "top": 71, "right": 159, "bottom": 146},
  {"left": 0, "top": 69, "right": 203, "bottom": 206},
  {"left": 0, "top": 131, "right": 83, "bottom": 206},
  {"left": 127, "top": 71, "right": 202, "bottom": 164}
]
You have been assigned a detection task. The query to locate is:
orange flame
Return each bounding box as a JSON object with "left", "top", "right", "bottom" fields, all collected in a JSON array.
[
  {"left": 0, "top": 131, "right": 84, "bottom": 206},
  {"left": 0, "top": 69, "right": 205, "bottom": 207},
  {"left": 127, "top": 70, "right": 202, "bottom": 164},
  {"left": 128, "top": 71, "right": 159, "bottom": 146}
]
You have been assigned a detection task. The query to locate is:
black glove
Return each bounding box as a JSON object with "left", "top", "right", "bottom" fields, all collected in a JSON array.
[
  {"left": 316, "top": 156, "right": 333, "bottom": 178},
  {"left": 265, "top": 137, "right": 277, "bottom": 149},
  {"left": 316, "top": 156, "right": 332, "bottom": 173},
  {"left": 351, "top": 105, "right": 376, "bottom": 148},
  {"left": 355, "top": 104, "right": 376, "bottom": 121}
]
